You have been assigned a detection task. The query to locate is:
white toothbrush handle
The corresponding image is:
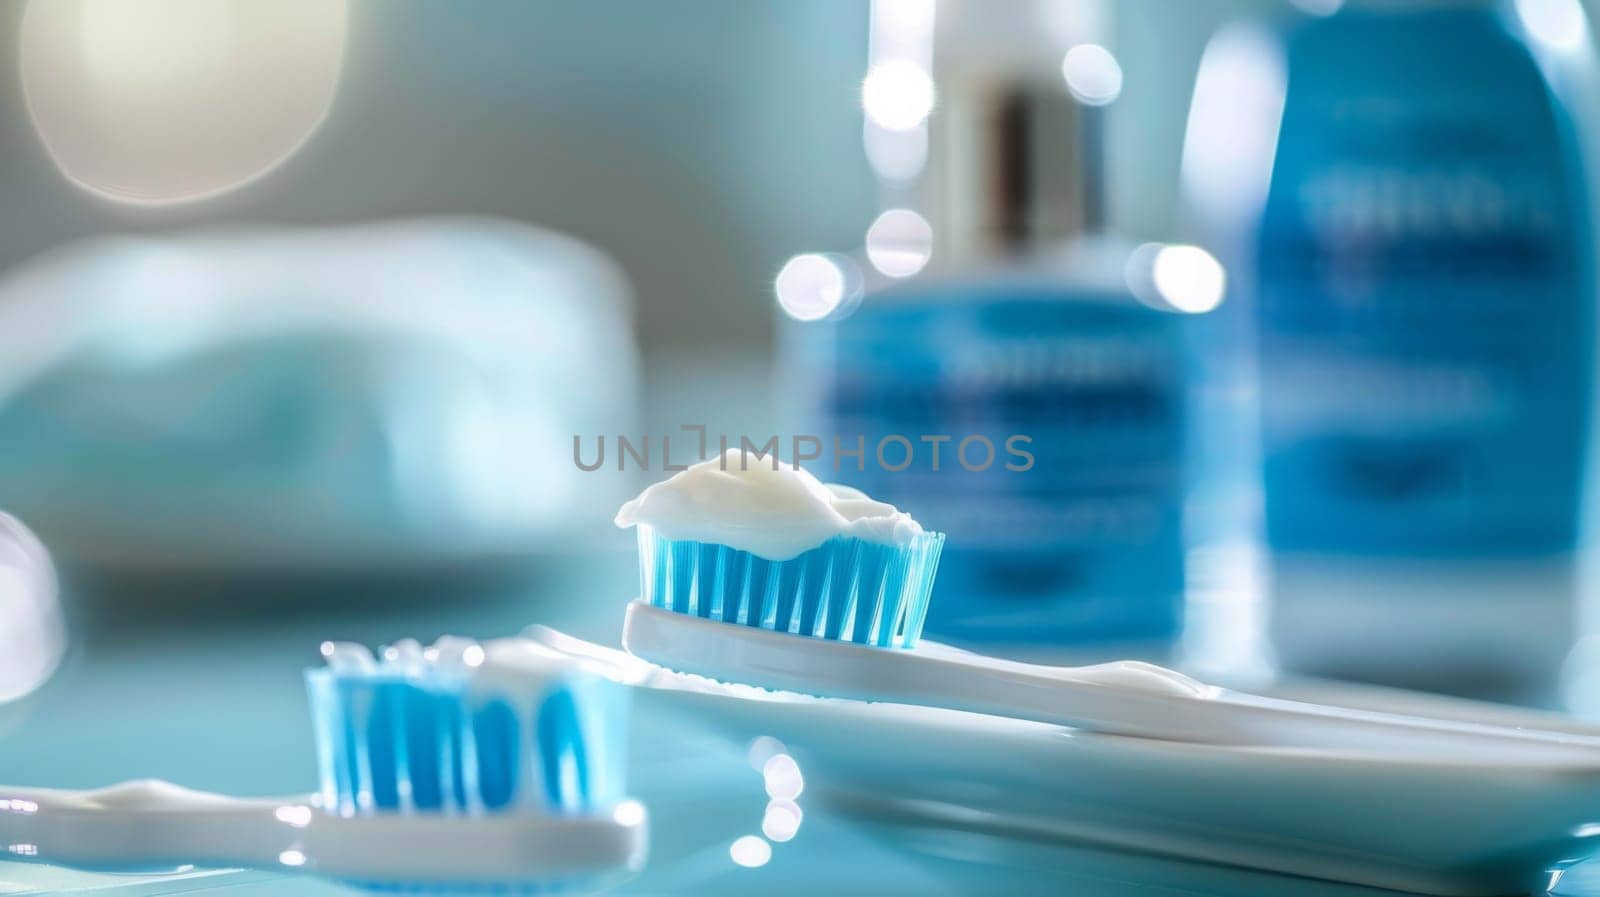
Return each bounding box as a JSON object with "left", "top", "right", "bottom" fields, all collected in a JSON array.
[
  {"left": 0, "top": 779, "right": 651, "bottom": 883},
  {"left": 624, "top": 601, "right": 1600, "bottom": 762},
  {"left": 0, "top": 780, "right": 301, "bottom": 871},
  {"left": 910, "top": 645, "right": 1600, "bottom": 759}
]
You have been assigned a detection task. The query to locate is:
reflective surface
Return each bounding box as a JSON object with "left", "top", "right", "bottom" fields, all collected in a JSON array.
[{"left": 1, "top": 544, "right": 1598, "bottom": 895}]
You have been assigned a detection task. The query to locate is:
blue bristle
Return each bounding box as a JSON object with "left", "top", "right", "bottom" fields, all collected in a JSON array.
[
  {"left": 305, "top": 642, "right": 629, "bottom": 820},
  {"left": 536, "top": 688, "right": 589, "bottom": 810},
  {"left": 746, "top": 555, "right": 774, "bottom": 627},
  {"left": 636, "top": 526, "right": 945, "bottom": 648},
  {"left": 472, "top": 699, "right": 520, "bottom": 810}
]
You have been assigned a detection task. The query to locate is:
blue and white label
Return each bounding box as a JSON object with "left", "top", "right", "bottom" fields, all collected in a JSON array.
[
  {"left": 816, "top": 284, "right": 1187, "bottom": 643},
  {"left": 1256, "top": 7, "right": 1594, "bottom": 558}
]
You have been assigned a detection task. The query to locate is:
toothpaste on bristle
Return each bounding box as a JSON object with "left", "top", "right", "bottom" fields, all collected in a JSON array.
[{"left": 614, "top": 448, "right": 924, "bottom": 561}]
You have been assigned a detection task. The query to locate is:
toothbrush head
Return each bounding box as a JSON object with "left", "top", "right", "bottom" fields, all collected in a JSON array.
[
  {"left": 0, "top": 636, "right": 645, "bottom": 893},
  {"left": 634, "top": 525, "right": 945, "bottom": 649},
  {"left": 305, "top": 635, "right": 630, "bottom": 818},
  {"left": 301, "top": 635, "right": 644, "bottom": 890}
]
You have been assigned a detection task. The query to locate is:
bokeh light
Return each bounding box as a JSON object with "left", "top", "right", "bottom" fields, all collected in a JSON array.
[
  {"left": 1152, "top": 245, "right": 1227, "bottom": 314},
  {"left": 762, "top": 752, "right": 805, "bottom": 800},
  {"left": 1061, "top": 44, "right": 1123, "bottom": 107},
  {"left": 865, "top": 209, "right": 933, "bottom": 278},
  {"left": 862, "top": 60, "right": 935, "bottom": 131},
  {"left": 762, "top": 799, "right": 803, "bottom": 842},
  {"left": 1517, "top": 0, "right": 1590, "bottom": 51},
  {"left": 747, "top": 735, "right": 787, "bottom": 770},
  {"left": 729, "top": 835, "right": 772, "bottom": 868},
  {"left": 0, "top": 513, "right": 64, "bottom": 704},
  {"left": 20, "top": 0, "right": 348, "bottom": 204},
  {"left": 776, "top": 254, "right": 859, "bottom": 322}
]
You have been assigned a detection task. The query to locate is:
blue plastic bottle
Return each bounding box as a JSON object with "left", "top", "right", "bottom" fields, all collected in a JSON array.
[
  {"left": 804, "top": 79, "right": 1205, "bottom": 653},
  {"left": 820, "top": 256, "right": 1190, "bottom": 649},
  {"left": 1188, "top": 0, "right": 1600, "bottom": 699}
]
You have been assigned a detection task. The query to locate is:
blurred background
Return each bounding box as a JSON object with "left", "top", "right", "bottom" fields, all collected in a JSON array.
[
  {"left": 0, "top": 0, "right": 1241, "bottom": 347},
  {"left": 3, "top": 0, "right": 1600, "bottom": 805}
]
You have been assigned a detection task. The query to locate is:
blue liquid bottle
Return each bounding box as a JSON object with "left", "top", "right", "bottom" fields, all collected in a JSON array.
[
  {"left": 1187, "top": 0, "right": 1600, "bottom": 700},
  {"left": 806, "top": 78, "right": 1211, "bottom": 653}
]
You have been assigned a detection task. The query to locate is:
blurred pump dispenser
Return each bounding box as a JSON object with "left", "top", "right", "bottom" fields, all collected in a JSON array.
[
  {"left": 1184, "top": 0, "right": 1600, "bottom": 703},
  {"left": 803, "top": 68, "right": 1205, "bottom": 652}
]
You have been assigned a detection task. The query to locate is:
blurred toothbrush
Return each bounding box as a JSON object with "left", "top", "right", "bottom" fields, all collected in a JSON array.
[
  {"left": 615, "top": 451, "right": 1600, "bottom": 764},
  {"left": 0, "top": 636, "right": 647, "bottom": 890}
]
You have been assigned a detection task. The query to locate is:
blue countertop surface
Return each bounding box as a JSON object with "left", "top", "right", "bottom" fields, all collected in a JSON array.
[{"left": 0, "top": 544, "right": 1593, "bottom": 897}]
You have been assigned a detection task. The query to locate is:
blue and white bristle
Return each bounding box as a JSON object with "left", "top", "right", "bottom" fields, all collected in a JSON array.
[
  {"left": 305, "top": 636, "right": 628, "bottom": 820},
  {"left": 636, "top": 525, "right": 945, "bottom": 649}
]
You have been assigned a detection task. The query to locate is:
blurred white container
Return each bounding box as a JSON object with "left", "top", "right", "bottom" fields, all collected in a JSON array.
[{"left": 0, "top": 218, "right": 637, "bottom": 572}]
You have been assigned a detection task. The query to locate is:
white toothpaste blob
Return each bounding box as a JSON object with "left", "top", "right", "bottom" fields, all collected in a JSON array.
[{"left": 614, "top": 449, "right": 925, "bottom": 561}]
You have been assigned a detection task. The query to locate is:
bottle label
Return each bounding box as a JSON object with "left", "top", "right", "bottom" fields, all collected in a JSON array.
[
  {"left": 818, "top": 290, "right": 1186, "bottom": 641},
  {"left": 1257, "top": 11, "right": 1593, "bottom": 557}
]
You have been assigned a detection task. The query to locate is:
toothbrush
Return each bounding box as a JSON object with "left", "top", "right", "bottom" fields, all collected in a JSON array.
[
  {"left": 614, "top": 455, "right": 1600, "bottom": 763},
  {"left": 620, "top": 542, "right": 1600, "bottom": 762},
  {"left": 0, "top": 636, "right": 647, "bottom": 889}
]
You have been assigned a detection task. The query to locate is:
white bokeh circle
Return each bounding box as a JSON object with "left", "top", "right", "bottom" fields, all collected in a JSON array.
[{"left": 20, "top": 0, "right": 349, "bottom": 205}]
